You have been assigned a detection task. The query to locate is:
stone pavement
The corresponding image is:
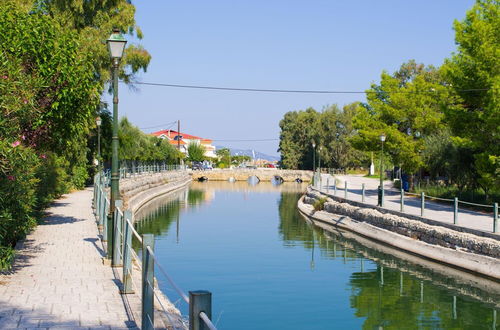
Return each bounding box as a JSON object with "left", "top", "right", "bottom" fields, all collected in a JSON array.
[
  {"left": 318, "top": 174, "right": 497, "bottom": 234},
  {"left": 0, "top": 188, "right": 139, "bottom": 329}
]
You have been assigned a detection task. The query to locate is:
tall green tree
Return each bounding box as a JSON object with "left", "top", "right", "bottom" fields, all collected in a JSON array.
[
  {"left": 442, "top": 0, "right": 500, "bottom": 195},
  {"left": 187, "top": 143, "right": 205, "bottom": 162},
  {"left": 351, "top": 61, "right": 458, "bottom": 174}
]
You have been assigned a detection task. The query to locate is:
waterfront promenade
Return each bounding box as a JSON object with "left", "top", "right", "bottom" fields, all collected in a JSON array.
[
  {"left": 0, "top": 188, "right": 139, "bottom": 329},
  {"left": 319, "top": 174, "right": 497, "bottom": 234}
]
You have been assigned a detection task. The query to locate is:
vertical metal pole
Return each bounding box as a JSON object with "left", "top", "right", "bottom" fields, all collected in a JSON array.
[
  {"left": 334, "top": 181, "right": 337, "bottom": 196},
  {"left": 400, "top": 187, "right": 404, "bottom": 212},
  {"left": 344, "top": 181, "right": 347, "bottom": 199},
  {"left": 189, "top": 291, "right": 212, "bottom": 330},
  {"left": 421, "top": 192, "right": 425, "bottom": 217},
  {"left": 327, "top": 178, "right": 329, "bottom": 193},
  {"left": 112, "top": 200, "right": 123, "bottom": 267},
  {"left": 121, "top": 211, "right": 134, "bottom": 294},
  {"left": 379, "top": 140, "right": 385, "bottom": 207},
  {"left": 110, "top": 58, "right": 121, "bottom": 266},
  {"left": 494, "top": 203, "right": 498, "bottom": 233},
  {"left": 454, "top": 197, "right": 458, "bottom": 224},
  {"left": 362, "top": 183, "right": 365, "bottom": 203},
  {"left": 103, "top": 199, "right": 108, "bottom": 243},
  {"left": 452, "top": 296, "right": 457, "bottom": 319},
  {"left": 380, "top": 266, "right": 384, "bottom": 285},
  {"left": 142, "top": 234, "right": 155, "bottom": 330}
]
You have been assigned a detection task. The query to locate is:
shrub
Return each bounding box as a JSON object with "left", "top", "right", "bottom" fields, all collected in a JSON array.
[{"left": 313, "top": 197, "right": 328, "bottom": 211}]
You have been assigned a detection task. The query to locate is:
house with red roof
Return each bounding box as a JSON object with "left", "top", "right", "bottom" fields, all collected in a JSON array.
[{"left": 151, "top": 129, "right": 216, "bottom": 158}]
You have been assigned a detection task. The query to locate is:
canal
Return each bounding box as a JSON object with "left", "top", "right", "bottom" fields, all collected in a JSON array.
[{"left": 135, "top": 181, "right": 500, "bottom": 329}]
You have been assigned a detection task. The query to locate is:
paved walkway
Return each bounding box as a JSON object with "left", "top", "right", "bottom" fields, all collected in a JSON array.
[
  {"left": 317, "top": 174, "right": 497, "bottom": 234},
  {"left": 0, "top": 188, "right": 139, "bottom": 329}
]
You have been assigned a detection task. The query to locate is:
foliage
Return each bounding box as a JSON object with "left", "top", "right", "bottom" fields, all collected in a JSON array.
[
  {"left": 313, "top": 197, "right": 328, "bottom": 211},
  {"left": 350, "top": 61, "right": 459, "bottom": 174},
  {"left": 442, "top": 0, "right": 500, "bottom": 195},
  {"left": 0, "top": 140, "right": 40, "bottom": 269},
  {"left": 187, "top": 142, "right": 206, "bottom": 162},
  {"left": 215, "top": 148, "right": 232, "bottom": 168},
  {"left": 279, "top": 104, "right": 366, "bottom": 170},
  {"left": 119, "top": 117, "right": 180, "bottom": 163}
]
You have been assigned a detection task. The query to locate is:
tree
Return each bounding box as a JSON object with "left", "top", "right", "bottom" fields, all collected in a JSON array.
[
  {"left": 187, "top": 142, "right": 205, "bottom": 162},
  {"left": 442, "top": 0, "right": 500, "bottom": 195},
  {"left": 350, "top": 61, "right": 458, "bottom": 174},
  {"left": 215, "top": 148, "right": 232, "bottom": 167}
]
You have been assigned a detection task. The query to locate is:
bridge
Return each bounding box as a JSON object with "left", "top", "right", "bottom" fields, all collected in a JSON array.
[{"left": 190, "top": 168, "right": 313, "bottom": 182}]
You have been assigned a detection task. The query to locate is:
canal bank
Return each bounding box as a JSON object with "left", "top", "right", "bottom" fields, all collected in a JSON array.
[
  {"left": 298, "top": 187, "right": 500, "bottom": 280},
  {"left": 133, "top": 181, "right": 499, "bottom": 329}
]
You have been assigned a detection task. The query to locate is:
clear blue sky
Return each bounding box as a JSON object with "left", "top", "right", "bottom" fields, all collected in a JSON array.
[{"left": 112, "top": 0, "right": 474, "bottom": 156}]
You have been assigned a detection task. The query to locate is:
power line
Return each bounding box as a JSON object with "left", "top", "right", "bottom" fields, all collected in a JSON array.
[
  {"left": 140, "top": 120, "right": 178, "bottom": 130},
  {"left": 125, "top": 81, "right": 489, "bottom": 94},
  {"left": 212, "top": 138, "right": 279, "bottom": 142}
]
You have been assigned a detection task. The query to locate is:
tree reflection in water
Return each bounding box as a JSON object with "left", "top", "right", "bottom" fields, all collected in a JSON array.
[{"left": 277, "top": 191, "right": 499, "bottom": 329}]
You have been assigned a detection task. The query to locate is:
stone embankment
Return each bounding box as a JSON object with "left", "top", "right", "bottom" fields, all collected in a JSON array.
[
  {"left": 117, "top": 170, "right": 192, "bottom": 329},
  {"left": 299, "top": 187, "right": 500, "bottom": 279}
]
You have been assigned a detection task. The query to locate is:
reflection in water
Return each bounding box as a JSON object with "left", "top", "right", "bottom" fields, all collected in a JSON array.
[{"left": 135, "top": 184, "right": 499, "bottom": 330}]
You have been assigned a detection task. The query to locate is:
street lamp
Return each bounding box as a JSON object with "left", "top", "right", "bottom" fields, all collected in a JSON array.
[
  {"left": 107, "top": 29, "right": 126, "bottom": 265},
  {"left": 378, "top": 133, "right": 386, "bottom": 206},
  {"left": 96, "top": 116, "right": 102, "bottom": 174},
  {"left": 312, "top": 140, "right": 316, "bottom": 172}
]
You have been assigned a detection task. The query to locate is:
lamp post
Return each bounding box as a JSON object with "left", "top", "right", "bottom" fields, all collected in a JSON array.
[
  {"left": 318, "top": 146, "right": 322, "bottom": 188},
  {"left": 312, "top": 140, "right": 316, "bottom": 172},
  {"left": 378, "top": 134, "right": 386, "bottom": 207},
  {"left": 107, "top": 29, "right": 127, "bottom": 264},
  {"left": 96, "top": 116, "right": 102, "bottom": 174}
]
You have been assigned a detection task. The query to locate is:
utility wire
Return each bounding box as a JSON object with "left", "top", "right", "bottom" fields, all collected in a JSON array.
[
  {"left": 212, "top": 138, "right": 279, "bottom": 142},
  {"left": 125, "top": 81, "right": 489, "bottom": 94},
  {"left": 140, "top": 120, "right": 177, "bottom": 130}
]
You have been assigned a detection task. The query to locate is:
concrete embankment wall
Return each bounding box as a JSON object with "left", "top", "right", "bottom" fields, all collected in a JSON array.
[
  {"left": 117, "top": 171, "right": 192, "bottom": 329},
  {"left": 299, "top": 187, "right": 500, "bottom": 279},
  {"left": 120, "top": 171, "right": 191, "bottom": 213}
]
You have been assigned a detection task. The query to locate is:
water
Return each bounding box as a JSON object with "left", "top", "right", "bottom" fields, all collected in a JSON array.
[{"left": 135, "top": 181, "right": 500, "bottom": 329}]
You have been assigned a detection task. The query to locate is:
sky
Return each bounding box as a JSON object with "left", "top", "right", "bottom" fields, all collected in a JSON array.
[{"left": 110, "top": 0, "right": 475, "bottom": 156}]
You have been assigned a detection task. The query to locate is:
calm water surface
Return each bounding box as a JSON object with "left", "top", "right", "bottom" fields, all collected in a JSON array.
[{"left": 135, "top": 182, "right": 500, "bottom": 330}]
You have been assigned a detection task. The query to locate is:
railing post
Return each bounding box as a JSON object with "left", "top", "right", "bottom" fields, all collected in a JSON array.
[
  {"left": 400, "top": 187, "right": 404, "bottom": 212},
  {"left": 112, "top": 200, "right": 123, "bottom": 267},
  {"left": 420, "top": 192, "right": 425, "bottom": 217},
  {"left": 361, "top": 183, "right": 365, "bottom": 202},
  {"left": 326, "top": 178, "right": 329, "bottom": 193},
  {"left": 454, "top": 197, "right": 458, "bottom": 225},
  {"left": 494, "top": 203, "right": 498, "bottom": 233},
  {"left": 142, "top": 234, "right": 155, "bottom": 330},
  {"left": 121, "top": 210, "right": 134, "bottom": 294},
  {"left": 103, "top": 199, "right": 109, "bottom": 242},
  {"left": 98, "top": 187, "right": 105, "bottom": 229},
  {"left": 334, "top": 181, "right": 337, "bottom": 196},
  {"left": 189, "top": 290, "right": 212, "bottom": 330},
  {"left": 344, "top": 181, "right": 347, "bottom": 199}
]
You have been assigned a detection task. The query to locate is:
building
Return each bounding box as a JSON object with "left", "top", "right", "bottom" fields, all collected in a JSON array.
[{"left": 151, "top": 129, "right": 216, "bottom": 158}]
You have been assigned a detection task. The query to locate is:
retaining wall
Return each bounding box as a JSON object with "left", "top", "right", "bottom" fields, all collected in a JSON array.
[{"left": 300, "top": 187, "right": 500, "bottom": 279}]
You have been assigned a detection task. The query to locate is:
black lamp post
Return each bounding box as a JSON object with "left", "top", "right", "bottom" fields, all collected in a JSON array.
[
  {"left": 96, "top": 116, "right": 102, "bottom": 174},
  {"left": 106, "top": 29, "right": 126, "bottom": 264},
  {"left": 312, "top": 140, "right": 316, "bottom": 172},
  {"left": 378, "top": 134, "right": 386, "bottom": 207}
]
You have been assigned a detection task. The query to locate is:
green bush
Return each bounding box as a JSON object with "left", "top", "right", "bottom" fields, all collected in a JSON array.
[
  {"left": 313, "top": 197, "right": 328, "bottom": 211},
  {"left": 0, "top": 140, "right": 40, "bottom": 269}
]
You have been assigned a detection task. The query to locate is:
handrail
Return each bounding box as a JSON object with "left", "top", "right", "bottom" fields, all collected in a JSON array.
[
  {"left": 147, "top": 246, "right": 190, "bottom": 304},
  {"left": 199, "top": 312, "right": 217, "bottom": 330},
  {"left": 314, "top": 174, "right": 499, "bottom": 233},
  {"left": 92, "top": 169, "right": 217, "bottom": 329}
]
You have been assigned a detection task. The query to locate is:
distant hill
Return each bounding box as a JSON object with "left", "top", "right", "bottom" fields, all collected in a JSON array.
[{"left": 215, "top": 146, "right": 280, "bottom": 162}]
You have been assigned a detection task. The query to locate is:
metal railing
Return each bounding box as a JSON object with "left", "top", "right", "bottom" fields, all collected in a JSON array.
[
  {"left": 312, "top": 175, "right": 499, "bottom": 233},
  {"left": 119, "top": 162, "right": 186, "bottom": 179},
  {"left": 93, "top": 169, "right": 216, "bottom": 330}
]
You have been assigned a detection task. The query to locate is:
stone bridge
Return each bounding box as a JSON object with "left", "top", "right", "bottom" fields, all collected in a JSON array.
[{"left": 190, "top": 168, "right": 313, "bottom": 182}]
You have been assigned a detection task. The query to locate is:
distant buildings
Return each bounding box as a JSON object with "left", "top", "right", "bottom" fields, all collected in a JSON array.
[{"left": 151, "top": 129, "right": 216, "bottom": 158}]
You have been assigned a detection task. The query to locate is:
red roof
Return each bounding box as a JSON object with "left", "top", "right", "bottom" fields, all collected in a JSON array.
[{"left": 151, "top": 130, "right": 213, "bottom": 144}]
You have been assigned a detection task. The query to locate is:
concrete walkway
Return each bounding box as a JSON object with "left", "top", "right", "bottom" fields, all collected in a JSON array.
[
  {"left": 318, "top": 174, "right": 497, "bottom": 234},
  {"left": 0, "top": 188, "right": 139, "bottom": 329}
]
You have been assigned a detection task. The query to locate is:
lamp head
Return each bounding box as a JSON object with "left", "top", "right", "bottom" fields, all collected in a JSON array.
[
  {"left": 379, "top": 134, "right": 386, "bottom": 142},
  {"left": 96, "top": 116, "right": 102, "bottom": 126},
  {"left": 106, "top": 29, "right": 127, "bottom": 59}
]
